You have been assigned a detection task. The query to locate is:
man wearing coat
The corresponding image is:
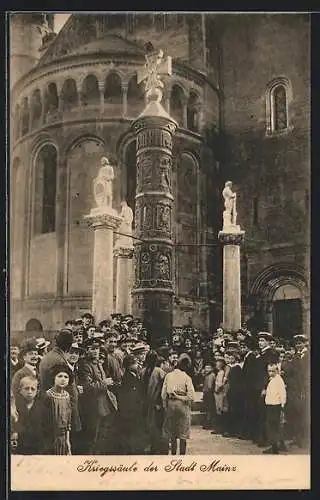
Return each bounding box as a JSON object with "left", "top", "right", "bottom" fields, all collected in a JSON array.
[
  {"left": 239, "top": 336, "right": 259, "bottom": 440},
  {"left": 255, "top": 332, "right": 279, "bottom": 446},
  {"left": 78, "top": 336, "right": 118, "bottom": 454}
]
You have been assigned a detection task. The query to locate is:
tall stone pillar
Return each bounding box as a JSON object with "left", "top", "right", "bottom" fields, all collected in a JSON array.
[
  {"left": 132, "top": 47, "right": 177, "bottom": 344},
  {"left": 218, "top": 181, "right": 245, "bottom": 332},
  {"left": 85, "top": 158, "right": 122, "bottom": 323},
  {"left": 218, "top": 232, "right": 245, "bottom": 331}
]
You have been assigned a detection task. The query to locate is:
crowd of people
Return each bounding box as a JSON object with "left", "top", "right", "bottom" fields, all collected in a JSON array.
[{"left": 10, "top": 312, "right": 309, "bottom": 456}]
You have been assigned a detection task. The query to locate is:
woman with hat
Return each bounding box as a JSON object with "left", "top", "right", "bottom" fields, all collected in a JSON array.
[
  {"left": 42, "top": 364, "right": 73, "bottom": 455},
  {"left": 161, "top": 353, "right": 195, "bottom": 455}
]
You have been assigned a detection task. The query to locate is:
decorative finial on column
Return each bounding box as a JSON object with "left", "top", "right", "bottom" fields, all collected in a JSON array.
[{"left": 137, "top": 42, "right": 173, "bottom": 117}]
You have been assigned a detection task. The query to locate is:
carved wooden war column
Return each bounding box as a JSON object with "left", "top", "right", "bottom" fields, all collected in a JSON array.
[{"left": 131, "top": 46, "right": 177, "bottom": 344}]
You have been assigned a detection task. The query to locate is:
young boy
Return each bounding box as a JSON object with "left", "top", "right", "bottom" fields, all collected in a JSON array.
[
  {"left": 263, "top": 363, "right": 287, "bottom": 454},
  {"left": 202, "top": 363, "right": 216, "bottom": 430},
  {"left": 12, "top": 376, "right": 44, "bottom": 454}
]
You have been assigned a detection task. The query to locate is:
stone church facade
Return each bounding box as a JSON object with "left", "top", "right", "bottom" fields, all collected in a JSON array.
[{"left": 10, "top": 13, "right": 310, "bottom": 339}]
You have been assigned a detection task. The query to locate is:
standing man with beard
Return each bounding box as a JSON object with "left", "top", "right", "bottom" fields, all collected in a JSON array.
[{"left": 255, "top": 332, "right": 279, "bottom": 446}]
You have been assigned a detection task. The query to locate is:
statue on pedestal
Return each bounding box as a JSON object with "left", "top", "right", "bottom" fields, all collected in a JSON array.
[
  {"left": 222, "top": 181, "right": 238, "bottom": 230},
  {"left": 116, "top": 200, "right": 134, "bottom": 248},
  {"left": 93, "top": 156, "right": 115, "bottom": 211},
  {"left": 137, "top": 41, "right": 172, "bottom": 104}
]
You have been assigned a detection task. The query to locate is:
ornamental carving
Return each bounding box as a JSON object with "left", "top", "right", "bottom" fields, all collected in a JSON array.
[
  {"left": 159, "top": 156, "right": 172, "bottom": 193},
  {"left": 156, "top": 204, "right": 171, "bottom": 232},
  {"left": 137, "top": 128, "right": 173, "bottom": 150},
  {"left": 140, "top": 251, "right": 151, "bottom": 280},
  {"left": 154, "top": 252, "right": 171, "bottom": 281},
  {"left": 137, "top": 153, "right": 153, "bottom": 189},
  {"left": 218, "top": 231, "right": 245, "bottom": 246}
]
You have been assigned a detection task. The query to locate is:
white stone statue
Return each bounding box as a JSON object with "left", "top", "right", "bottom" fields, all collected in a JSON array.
[
  {"left": 116, "top": 200, "right": 134, "bottom": 248},
  {"left": 222, "top": 181, "right": 237, "bottom": 229},
  {"left": 137, "top": 42, "right": 172, "bottom": 103},
  {"left": 93, "top": 156, "right": 115, "bottom": 210}
]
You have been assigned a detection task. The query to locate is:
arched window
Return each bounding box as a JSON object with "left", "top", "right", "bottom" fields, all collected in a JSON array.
[
  {"left": 81, "top": 74, "right": 100, "bottom": 106},
  {"left": 187, "top": 92, "right": 200, "bottom": 131},
  {"left": 33, "top": 144, "right": 57, "bottom": 235},
  {"left": 61, "top": 78, "right": 78, "bottom": 111},
  {"left": 266, "top": 78, "right": 291, "bottom": 135},
  {"left": 21, "top": 97, "right": 29, "bottom": 136},
  {"left": 104, "top": 72, "right": 122, "bottom": 104},
  {"left": 170, "top": 85, "right": 184, "bottom": 126},
  {"left": 44, "top": 82, "right": 59, "bottom": 115},
  {"left": 13, "top": 104, "right": 20, "bottom": 142},
  {"left": 25, "top": 318, "right": 43, "bottom": 333},
  {"left": 176, "top": 152, "right": 199, "bottom": 297},
  {"left": 30, "top": 89, "right": 42, "bottom": 130},
  {"left": 124, "top": 140, "right": 137, "bottom": 221},
  {"left": 127, "top": 75, "right": 144, "bottom": 116}
]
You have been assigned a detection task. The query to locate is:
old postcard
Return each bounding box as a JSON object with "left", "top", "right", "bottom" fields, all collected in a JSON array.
[{"left": 9, "top": 11, "right": 310, "bottom": 491}]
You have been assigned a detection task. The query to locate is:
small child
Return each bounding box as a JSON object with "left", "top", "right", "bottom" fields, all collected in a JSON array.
[
  {"left": 42, "top": 364, "right": 73, "bottom": 455},
  {"left": 202, "top": 363, "right": 216, "bottom": 430},
  {"left": 213, "top": 356, "right": 229, "bottom": 435},
  {"left": 263, "top": 363, "right": 287, "bottom": 454},
  {"left": 12, "top": 376, "right": 44, "bottom": 454}
]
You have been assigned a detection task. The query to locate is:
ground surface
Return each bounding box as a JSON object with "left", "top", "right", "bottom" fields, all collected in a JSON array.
[{"left": 188, "top": 425, "right": 308, "bottom": 455}]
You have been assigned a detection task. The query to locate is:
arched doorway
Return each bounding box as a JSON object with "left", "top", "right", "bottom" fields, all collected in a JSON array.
[
  {"left": 25, "top": 318, "right": 43, "bottom": 333},
  {"left": 272, "top": 284, "right": 303, "bottom": 339},
  {"left": 249, "top": 263, "right": 309, "bottom": 338}
]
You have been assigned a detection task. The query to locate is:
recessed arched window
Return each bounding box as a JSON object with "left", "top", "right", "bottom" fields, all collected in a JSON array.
[
  {"left": 266, "top": 78, "right": 291, "bottom": 135},
  {"left": 127, "top": 75, "right": 144, "bottom": 116},
  {"left": 44, "top": 82, "right": 59, "bottom": 115},
  {"left": 33, "top": 144, "right": 58, "bottom": 235},
  {"left": 30, "top": 89, "right": 42, "bottom": 130},
  {"left": 21, "top": 97, "right": 29, "bottom": 136},
  {"left": 61, "top": 78, "right": 78, "bottom": 111},
  {"left": 104, "top": 72, "right": 122, "bottom": 104},
  {"left": 187, "top": 92, "right": 200, "bottom": 131},
  {"left": 25, "top": 318, "right": 43, "bottom": 333},
  {"left": 170, "top": 85, "right": 184, "bottom": 126},
  {"left": 81, "top": 74, "right": 100, "bottom": 106},
  {"left": 176, "top": 152, "right": 200, "bottom": 297}
]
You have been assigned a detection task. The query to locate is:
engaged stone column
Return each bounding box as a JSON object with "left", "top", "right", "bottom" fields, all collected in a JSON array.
[
  {"left": 218, "top": 180, "right": 245, "bottom": 332},
  {"left": 114, "top": 247, "right": 134, "bottom": 314},
  {"left": 132, "top": 46, "right": 177, "bottom": 344},
  {"left": 85, "top": 157, "right": 122, "bottom": 323}
]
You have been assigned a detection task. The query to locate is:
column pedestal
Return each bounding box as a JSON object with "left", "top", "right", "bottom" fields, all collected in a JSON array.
[
  {"left": 218, "top": 229, "right": 245, "bottom": 332},
  {"left": 114, "top": 247, "right": 134, "bottom": 314},
  {"left": 85, "top": 208, "right": 122, "bottom": 323}
]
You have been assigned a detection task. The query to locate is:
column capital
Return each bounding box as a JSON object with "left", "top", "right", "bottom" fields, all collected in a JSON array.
[
  {"left": 84, "top": 210, "right": 122, "bottom": 230},
  {"left": 114, "top": 247, "right": 134, "bottom": 259},
  {"left": 218, "top": 230, "right": 245, "bottom": 246}
]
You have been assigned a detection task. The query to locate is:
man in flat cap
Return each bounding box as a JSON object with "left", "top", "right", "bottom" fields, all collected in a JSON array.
[{"left": 78, "top": 336, "right": 118, "bottom": 454}]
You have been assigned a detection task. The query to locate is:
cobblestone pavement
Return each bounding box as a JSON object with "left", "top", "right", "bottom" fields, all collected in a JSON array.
[{"left": 188, "top": 425, "right": 308, "bottom": 455}]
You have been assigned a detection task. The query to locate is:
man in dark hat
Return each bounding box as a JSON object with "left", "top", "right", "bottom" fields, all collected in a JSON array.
[
  {"left": 255, "top": 332, "right": 279, "bottom": 446},
  {"left": 11, "top": 338, "right": 40, "bottom": 400},
  {"left": 131, "top": 342, "right": 148, "bottom": 377},
  {"left": 81, "top": 312, "right": 95, "bottom": 330},
  {"left": 78, "top": 336, "right": 118, "bottom": 454},
  {"left": 239, "top": 336, "right": 259, "bottom": 440}
]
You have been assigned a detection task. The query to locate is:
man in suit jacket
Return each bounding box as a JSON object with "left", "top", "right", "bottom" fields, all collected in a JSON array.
[
  {"left": 239, "top": 337, "right": 259, "bottom": 440},
  {"left": 10, "top": 343, "right": 23, "bottom": 382},
  {"left": 255, "top": 332, "right": 279, "bottom": 446},
  {"left": 78, "top": 336, "right": 118, "bottom": 455},
  {"left": 11, "top": 338, "right": 39, "bottom": 400}
]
